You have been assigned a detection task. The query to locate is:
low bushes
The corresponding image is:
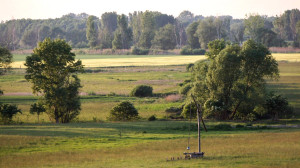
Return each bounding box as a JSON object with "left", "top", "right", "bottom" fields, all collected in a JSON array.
[
  {"left": 130, "top": 85, "right": 153, "bottom": 97},
  {"left": 180, "top": 46, "right": 206, "bottom": 55},
  {"left": 131, "top": 46, "right": 149, "bottom": 55},
  {"left": 108, "top": 101, "right": 139, "bottom": 121}
]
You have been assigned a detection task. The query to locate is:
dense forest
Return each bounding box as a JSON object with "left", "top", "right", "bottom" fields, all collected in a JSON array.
[{"left": 1, "top": 9, "right": 300, "bottom": 51}]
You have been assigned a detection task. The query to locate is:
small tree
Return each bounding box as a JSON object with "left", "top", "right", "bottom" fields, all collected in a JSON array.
[
  {"left": 0, "top": 46, "right": 12, "bottom": 76},
  {"left": 108, "top": 101, "right": 139, "bottom": 121},
  {"left": 0, "top": 104, "right": 21, "bottom": 124},
  {"left": 130, "top": 85, "right": 153, "bottom": 97},
  {"left": 30, "top": 102, "right": 46, "bottom": 123},
  {"left": 264, "top": 94, "right": 294, "bottom": 121}
]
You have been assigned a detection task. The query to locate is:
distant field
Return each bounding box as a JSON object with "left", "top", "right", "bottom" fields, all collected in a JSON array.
[
  {"left": 11, "top": 54, "right": 206, "bottom": 68},
  {"left": 10, "top": 53, "right": 300, "bottom": 68}
]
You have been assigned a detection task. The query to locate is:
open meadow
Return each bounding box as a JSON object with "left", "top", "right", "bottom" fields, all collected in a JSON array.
[{"left": 1, "top": 53, "right": 300, "bottom": 167}]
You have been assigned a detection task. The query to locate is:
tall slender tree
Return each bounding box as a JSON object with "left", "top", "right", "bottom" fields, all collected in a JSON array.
[{"left": 86, "top": 15, "right": 98, "bottom": 48}]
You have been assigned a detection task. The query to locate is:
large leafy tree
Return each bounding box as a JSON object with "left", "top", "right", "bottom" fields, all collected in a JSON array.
[
  {"left": 151, "top": 24, "right": 176, "bottom": 50},
  {"left": 25, "top": 38, "right": 83, "bottom": 123},
  {"left": 187, "top": 39, "right": 279, "bottom": 120}
]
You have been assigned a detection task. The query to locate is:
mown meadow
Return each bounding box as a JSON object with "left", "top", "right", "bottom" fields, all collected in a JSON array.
[{"left": 1, "top": 53, "right": 300, "bottom": 167}]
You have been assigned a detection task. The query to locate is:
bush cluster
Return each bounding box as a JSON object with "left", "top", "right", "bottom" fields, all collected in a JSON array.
[
  {"left": 180, "top": 46, "right": 206, "bottom": 55},
  {"left": 108, "top": 101, "right": 139, "bottom": 121},
  {"left": 131, "top": 46, "right": 149, "bottom": 55},
  {"left": 130, "top": 85, "right": 153, "bottom": 97},
  {"left": 0, "top": 104, "right": 21, "bottom": 124}
]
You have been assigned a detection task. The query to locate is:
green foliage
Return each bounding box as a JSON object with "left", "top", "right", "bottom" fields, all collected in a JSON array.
[
  {"left": 180, "top": 46, "right": 205, "bottom": 55},
  {"left": 181, "top": 102, "right": 197, "bottom": 119},
  {"left": 192, "top": 49, "right": 206, "bottom": 55},
  {"left": 264, "top": 93, "right": 294, "bottom": 121},
  {"left": 112, "top": 32, "right": 123, "bottom": 49},
  {"left": 0, "top": 46, "right": 12, "bottom": 75},
  {"left": 86, "top": 16, "right": 98, "bottom": 48},
  {"left": 131, "top": 46, "right": 149, "bottom": 55},
  {"left": 21, "top": 29, "right": 38, "bottom": 48},
  {"left": 25, "top": 38, "right": 83, "bottom": 123},
  {"left": 108, "top": 101, "right": 139, "bottom": 121},
  {"left": 130, "top": 85, "right": 153, "bottom": 97},
  {"left": 0, "top": 104, "right": 21, "bottom": 124},
  {"left": 30, "top": 102, "right": 46, "bottom": 123},
  {"left": 189, "top": 39, "right": 279, "bottom": 120},
  {"left": 244, "top": 14, "right": 265, "bottom": 41},
  {"left": 186, "top": 63, "right": 194, "bottom": 72},
  {"left": 273, "top": 9, "right": 300, "bottom": 42},
  {"left": 196, "top": 18, "right": 217, "bottom": 49},
  {"left": 179, "top": 83, "right": 192, "bottom": 95},
  {"left": 151, "top": 24, "right": 176, "bottom": 50},
  {"left": 138, "top": 11, "right": 155, "bottom": 49},
  {"left": 230, "top": 22, "right": 245, "bottom": 44},
  {"left": 186, "top": 22, "right": 200, "bottom": 49},
  {"left": 180, "top": 46, "right": 192, "bottom": 55},
  {"left": 148, "top": 115, "right": 157, "bottom": 121},
  {"left": 99, "top": 12, "right": 118, "bottom": 49},
  {"left": 112, "top": 14, "right": 133, "bottom": 49}
]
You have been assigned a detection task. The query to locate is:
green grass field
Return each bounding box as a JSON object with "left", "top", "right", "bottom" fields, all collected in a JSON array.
[
  {"left": 1, "top": 54, "right": 300, "bottom": 167},
  {"left": 0, "top": 122, "right": 300, "bottom": 168}
]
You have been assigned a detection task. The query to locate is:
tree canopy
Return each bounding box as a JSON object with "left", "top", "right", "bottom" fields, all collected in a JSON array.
[
  {"left": 0, "top": 9, "right": 300, "bottom": 50},
  {"left": 184, "top": 39, "right": 279, "bottom": 120},
  {"left": 25, "top": 38, "right": 84, "bottom": 123}
]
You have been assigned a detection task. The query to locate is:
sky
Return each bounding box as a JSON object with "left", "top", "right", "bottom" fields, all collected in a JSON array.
[{"left": 1, "top": 0, "right": 300, "bottom": 22}]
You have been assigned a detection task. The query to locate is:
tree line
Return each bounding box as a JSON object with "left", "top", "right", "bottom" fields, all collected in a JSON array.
[{"left": 1, "top": 9, "right": 300, "bottom": 51}]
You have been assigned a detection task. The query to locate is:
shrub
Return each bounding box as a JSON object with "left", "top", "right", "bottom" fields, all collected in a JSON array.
[
  {"left": 0, "top": 104, "right": 21, "bottom": 124},
  {"left": 180, "top": 46, "right": 192, "bottom": 55},
  {"left": 131, "top": 46, "right": 149, "bottom": 55},
  {"left": 148, "top": 115, "right": 157, "bottom": 121},
  {"left": 192, "top": 49, "right": 206, "bottom": 55},
  {"left": 130, "top": 85, "right": 153, "bottom": 97},
  {"left": 108, "top": 101, "right": 139, "bottom": 121},
  {"left": 180, "top": 46, "right": 206, "bottom": 55}
]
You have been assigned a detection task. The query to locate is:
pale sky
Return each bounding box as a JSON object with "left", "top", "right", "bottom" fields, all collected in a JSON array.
[{"left": 1, "top": 0, "right": 300, "bottom": 22}]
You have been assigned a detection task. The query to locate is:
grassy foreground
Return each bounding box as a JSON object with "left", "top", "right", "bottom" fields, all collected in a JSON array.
[{"left": 0, "top": 121, "right": 300, "bottom": 168}]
